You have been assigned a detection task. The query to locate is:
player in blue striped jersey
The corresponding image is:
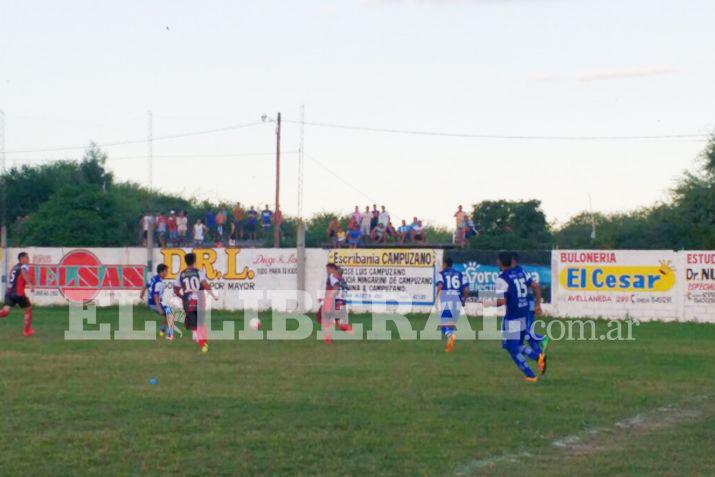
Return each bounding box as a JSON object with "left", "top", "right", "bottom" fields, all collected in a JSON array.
[
  {"left": 435, "top": 257, "right": 469, "bottom": 352},
  {"left": 140, "top": 264, "right": 176, "bottom": 341},
  {"left": 511, "top": 253, "right": 550, "bottom": 357},
  {"left": 495, "top": 251, "right": 546, "bottom": 382}
]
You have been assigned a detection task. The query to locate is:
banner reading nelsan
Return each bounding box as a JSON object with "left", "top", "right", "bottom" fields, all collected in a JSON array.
[{"left": 328, "top": 248, "right": 437, "bottom": 306}]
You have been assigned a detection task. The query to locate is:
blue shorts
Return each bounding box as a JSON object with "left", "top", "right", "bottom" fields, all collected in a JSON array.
[
  {"left": 440, "top": 300, "right": 461, "bottom": 323},
  {"left": 149, "top": 303, "right": 172, "bottom": 316},
  {"left": 502, "top": 317, "right": 527, "bottom": 350}
]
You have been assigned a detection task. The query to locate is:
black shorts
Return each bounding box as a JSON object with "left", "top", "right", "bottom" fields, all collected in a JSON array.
[
  {"left": 184, "top": 310, "right": 198, "bottom": 330},
  {"left": 4, "top": 293, "right": 30, "bottom": 308}
]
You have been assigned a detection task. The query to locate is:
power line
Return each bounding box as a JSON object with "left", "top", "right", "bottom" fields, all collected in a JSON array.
[
  {"left": 284, "top": 119, "right": 711, "bottom": 142},
  {"left": 4, "top": 120, "right": 265, "bottom": 155},
  {"left": 8, "top": 151, "right": 299, "bottom": 164},
  {"left": 306, "top": 154, "right": 376, "bottom": 202}
]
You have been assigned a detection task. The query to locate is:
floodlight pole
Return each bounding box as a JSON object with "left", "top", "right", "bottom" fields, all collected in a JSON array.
[{"left": 274, "top": 112, "right": 282, "bottom": 248}]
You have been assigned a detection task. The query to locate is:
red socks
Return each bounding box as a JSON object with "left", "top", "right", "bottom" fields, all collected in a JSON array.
[{"left": 24, "top": 309, "right": 33, "bottom": 332}]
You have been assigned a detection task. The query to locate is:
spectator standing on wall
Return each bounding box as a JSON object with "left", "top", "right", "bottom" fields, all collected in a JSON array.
[
  {"left": 156, "top": 212, "right": 168, "bottom": 247},
  {"left": 327, "top": 217, "right": 340, "bottom": 247},
  {"left": 351, "top": 206, "right": 362, "bottom": 225},
  {"left": 177, "top": 210, "right": 188, "bottom": 246},
  {"left": 379, "top": 206, "right": 390, "bottom": 228},
  {"left": 370, "top": 207, "right": 379, "bottom": 235},
  {"left": 205, "top": 209, "right": 216, "bottom": 238},
  {"left": 360, "top": 206, "right": 371, "bottom": 241},
  {"left": 245, "top": 206, "right": 259, "bottom": 241},
  {"left": 398, "top": 219, "right": 412, "bottom": 243},
  {"left": 454, "top": 205, "right": 467, "bottom": 247},
  {"left": 140, "top": 210, "right": 153, "bottom": 246},
  {"left": 167, "top": 210, "right": 178, "bottom": 246},
  {"left": 232, "top": 202, "right": 245, "bottom": 240},
  {"left": 193, "top": 219, "right": 207, "bottom": 246},
  {"left": 261, "top": 205, "right": 273, "bottom": 238},
  {"left": 216, "top": 206, "right": 228, "bottom": 244}
]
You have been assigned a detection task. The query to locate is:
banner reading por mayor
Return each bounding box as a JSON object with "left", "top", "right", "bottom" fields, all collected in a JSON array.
[
  {"left": 328, "top": 248, "right": 437, "bottom": 306},
  {"left": 158, "top": 248, "right": 299, "bottom": 310},
  {"left": 553, "top": 250, "right": 679, "bottom": 319},
  {"left": 445, "top": 250, "right": 551, "bottom": 302}
]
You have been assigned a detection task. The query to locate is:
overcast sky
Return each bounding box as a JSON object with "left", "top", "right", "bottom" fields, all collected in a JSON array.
[{"left": 1, "top": 0, "right": 714, "bottom": 227}]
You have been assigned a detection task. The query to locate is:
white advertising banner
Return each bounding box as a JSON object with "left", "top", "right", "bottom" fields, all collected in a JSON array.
[
  {"left": 10, "top": 247, "right": 147, "bottom": 307},
  {"left": 683, "top": 251, "right": 715, "bottom": 322},
  {"left": 155, "top": 248, "right": 303, "bottom": 311},
  {"left": 552, "top": 250, "right": 680, "bottom": 320},
  {"left": 327, "top": 248, "right": 439, "bottom": 306}
]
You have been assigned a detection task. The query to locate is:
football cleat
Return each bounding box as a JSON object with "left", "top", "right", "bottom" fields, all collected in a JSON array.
[
  {"left": 445, "top": 334, "right": 456, "bottom": 353},
  {"left": 23, "top": 328, "right": 36, "bottom": 337},
  {"left": 538, "top": 353, "right": 547, "bottom": 375},
  {"left": 524, "top": 376, "right": 539, "bottom": 383},
  {"left": 541, "top": 336, "right": 550, "bottom": 354}
]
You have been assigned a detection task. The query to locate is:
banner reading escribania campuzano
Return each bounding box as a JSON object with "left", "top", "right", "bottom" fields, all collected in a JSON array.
[{"left": 328, "top": 249, "right": 437, "bottom": 306}]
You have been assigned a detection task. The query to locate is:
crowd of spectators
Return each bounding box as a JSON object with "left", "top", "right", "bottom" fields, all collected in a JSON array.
[
  {"left": 327, "top": 204, "right": 428, "bottom": 248},
  {"left": 140, "top": 202, "right": 277, "bottom": 247}
]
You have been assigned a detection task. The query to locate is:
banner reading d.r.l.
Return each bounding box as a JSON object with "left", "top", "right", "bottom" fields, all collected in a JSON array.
[{"left": 328, "top": 249, "right": 438, "bottom": 306}]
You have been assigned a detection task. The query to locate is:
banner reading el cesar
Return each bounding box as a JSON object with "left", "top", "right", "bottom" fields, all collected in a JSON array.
[
  {"left": 553, "top": 250, "right": 678, "bottom": 315},
  {"left": 328, "top": 249, "right": 437, "bottom": 305}
]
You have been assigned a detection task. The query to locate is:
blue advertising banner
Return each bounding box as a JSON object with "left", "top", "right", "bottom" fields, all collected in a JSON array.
[{"left": 446, "top": 251, "right": 552, "bottom": 302}]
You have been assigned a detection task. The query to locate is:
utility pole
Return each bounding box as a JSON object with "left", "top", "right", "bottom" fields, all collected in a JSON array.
[
  {"left": 274, "top": 112, "right": 282, "bottom": 248},
  {"left": 297, "top": 105, "right": 305, "bottom": 221},
  {"left": 146, "top": 110, "right": 154, "bottom": 275},
  {"left": 0, "top": 110, "right": 7, "bottom": 297},
  {"left": 147, "top": 110, "right": 153, "bottom": 188}
]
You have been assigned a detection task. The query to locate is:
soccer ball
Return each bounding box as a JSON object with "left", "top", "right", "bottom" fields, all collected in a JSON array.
[{"left": 249, "top": 318, "right": 262, "bottom": 331}]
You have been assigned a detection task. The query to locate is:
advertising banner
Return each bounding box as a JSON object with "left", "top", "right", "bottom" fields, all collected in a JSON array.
[
  {"left": 445, "top": 250, "right": 551, "bottom": 302},
  {"left": 683, "top": 252, "right": 715, "bottom": 320},
  {"left": 327, "top": 248, "right": 438, "bottom": 306},
  {"left": 552, "top": 250, "right": 679, "bottom": 319},
  {"left": 157, "top": 248, "right": 300, "bottom": 310},
  {"left": 11, "top": 247, "right": 147, "bottom": 306}
]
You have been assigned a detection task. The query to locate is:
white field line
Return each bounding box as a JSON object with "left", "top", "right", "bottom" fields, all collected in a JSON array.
[{"left": 455, "top": 395, "right": 709, "bottom": 476}]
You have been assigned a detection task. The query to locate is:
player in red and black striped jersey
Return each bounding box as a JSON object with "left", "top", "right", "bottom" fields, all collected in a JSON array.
[
  {"left": 173, "top": 252, "right": 217, "bottom": 353},
  {"left": 319, "top": 263, "right": 353, "bottom": 344},
  {"left": 0, "top": 252, "right": 36, "bottom": 336}
]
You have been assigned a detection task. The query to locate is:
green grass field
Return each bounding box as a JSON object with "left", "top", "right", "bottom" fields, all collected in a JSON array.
[{"left": 1, "top": 307, "right": 714, "bottom": 476}]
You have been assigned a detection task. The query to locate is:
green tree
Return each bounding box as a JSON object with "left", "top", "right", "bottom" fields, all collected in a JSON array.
[
  {"left": 470, "top": 200, "right": 553, "bottom": 250},
  {"left": 20, "top": 183, "right": 126, "bottom": 246}
]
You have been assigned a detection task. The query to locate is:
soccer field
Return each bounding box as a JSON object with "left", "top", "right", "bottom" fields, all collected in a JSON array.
[{"left": 1, "top": 308, "right": 714, "bottom": 476}]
